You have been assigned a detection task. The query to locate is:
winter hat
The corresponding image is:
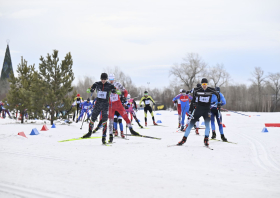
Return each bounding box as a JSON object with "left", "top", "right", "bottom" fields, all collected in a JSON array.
[
  {"left": 127, "top": 94, "right": 131, "bottom": 99},
  {"left": 100, "top": 73, "right": 108, "bottom": 79},
  {"left": 108, "top": 74, "right": 115, "bottom": 81},
  {"left": 201, "top": 78, "right": 208, "bottom": 84},
  {"left": 77, "top": 94, "right": 80, "bottom": 97},
  {"left": 179, "top": 89, "right": 183, "bottom": 93}
]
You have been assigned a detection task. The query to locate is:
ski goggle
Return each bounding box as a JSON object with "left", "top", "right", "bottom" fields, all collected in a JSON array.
[
  {"left": 109, "top": 78, "right": 114, "bottom": 81},
  {"left": 201, "top": 83, "right": 207, "bottom": 86},
  {"left": 144, "top": 93, "right": 148, "bottom": 96}
]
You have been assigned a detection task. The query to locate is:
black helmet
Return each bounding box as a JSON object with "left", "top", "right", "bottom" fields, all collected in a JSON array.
[
  {"left": 100, "top": 73, "right": 108, "bottom": 80},
  {"left": 215, "top": 87, "right": 220, "bottom": 92},
  {"left": 87, "top": 98, "right": 90, "bottom": 102},
  {"left": 197, "top": 83, "right": 201, "bottom": 88},
  {"left": 201, "top": 78, "right": 208, "bottom": 84}
]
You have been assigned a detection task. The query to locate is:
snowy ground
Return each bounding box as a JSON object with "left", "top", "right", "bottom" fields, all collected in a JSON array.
[{"left": 0, "top": 110, "right": 280, "bottom": 198}]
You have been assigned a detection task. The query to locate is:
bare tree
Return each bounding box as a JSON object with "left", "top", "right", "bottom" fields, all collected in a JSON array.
[
  {"left": 169, "top": 53, "right": 207, "bottom": 90},
  {"left": 249, "top": 67, "right": 266, "bottom": 111},
  {"left": 267, "top": 73, "right": 280, "bottom": 111},
  {"left": 74, "top": 76, "right": 96, "bottom": 100},
  {"left": 207, "top": 63, "right": 230, "bottom": 87}
]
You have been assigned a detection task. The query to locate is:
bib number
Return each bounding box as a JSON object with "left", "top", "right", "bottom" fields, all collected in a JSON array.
[
  {"left": 199, "top": 96, "right": 210, "bottom": 103},
  {"left": 77, "top": 101, "right": 81, "bottom": 104},
  {"left": 110, "top": 94, "right": 119, "bottom": 102},
  {"left": 145, "top": 100, "right": 150, "bottom": 105},
  {"left": 97, "top": 91, "right": 107, "bottom": 99}
]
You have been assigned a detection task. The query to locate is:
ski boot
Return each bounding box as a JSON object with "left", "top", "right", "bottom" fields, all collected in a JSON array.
[
  {"left": 178, "top": 123, "right": 181, "bottom": 129},
  {"left": 177, "top": 136, "right": 187, "bottom": 146},
  {"left": 211, "top": 130, "right": 216, "bottom": 139},
  {"left": 183, "top": 124, "right": 188, "bottom": 132},
  {"left": 195, "top": 128, "right": 199, "bottom": 135},
  {"left": 102, "top": 137, "right": 106, "bottom": 144},
  {"left": 153, "top": 121, "right": 158, "bottom": 125},
  {"left": 114, "top": 129, "right": 118, "bottom": 136},
  {"left": 82, "top": 130, "right": 92, "bottom": 138},
  {"left": 129, "top": 127, "right": 140, "bottom": 136},
  {"left": 76, "top": 118, "right": 78, "bottom": 123},
  {"left": 204, "top": 136, "right": 209, "bottom": 146},
  {"left": 139, "top": 124, "right": 144, "bottom": 128},
  {"left": 108, "top": 134, "right": 113, "bottom": 143},
  {"left": 221, "top": 134, "right": 228, "bottom": 142},
  {"left": 121, "top": 131, "right": 125, "bottom": 138},
  {"left": 145, "top": 122, "right": 147, "bottom": 127}
]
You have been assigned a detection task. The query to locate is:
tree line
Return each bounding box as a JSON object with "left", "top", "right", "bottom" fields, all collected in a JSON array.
[
  {"left": 1, "top": 50, "right": 75, "bottom": 124},
  {"left": 1, "top": 52, "right": 279, "bottom": 121}
]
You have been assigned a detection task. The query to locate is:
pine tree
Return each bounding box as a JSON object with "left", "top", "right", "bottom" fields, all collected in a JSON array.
[
  {"left": 5, "top": 57, "right": 34, "bottom": 123},
  {"left": 35, "top": 50, "right": 75, "bottom": 125}
]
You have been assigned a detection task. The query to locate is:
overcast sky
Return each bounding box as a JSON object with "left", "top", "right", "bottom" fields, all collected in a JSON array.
[{"left": 0, "top": 0, "right": 279, "bottom": 89}]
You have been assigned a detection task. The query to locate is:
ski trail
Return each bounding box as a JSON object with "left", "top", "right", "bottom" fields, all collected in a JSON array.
[
  {"left": 0, "top": 182, "right": 74, "bottom": 198},
  {"left": 237, "top": 133, "right": 280, "bottom": 172},
  {"left": 241, "top": 133, "right": 280, "bottom": 172}
]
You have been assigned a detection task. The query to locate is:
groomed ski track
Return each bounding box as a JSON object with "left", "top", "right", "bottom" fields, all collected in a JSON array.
[{"left": 0, "top": 111, "right": 280, "bottom": 198}]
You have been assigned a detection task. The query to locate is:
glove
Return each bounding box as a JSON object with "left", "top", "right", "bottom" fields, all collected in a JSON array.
[
  {"left": 112, "top": 89, "right": 116, "bottom": 93},
  {"left": 174, "top": 100, "right": 177, "bottom": 104},
  {"left": 86, "top": 88, "right": 91, "bottom": 93},
  {"left": 140, "top": 105, "right": 143, "bottom": 108},
  {"left": 186, "top": 91, "right": 190, "bottom": 94},
  {"left": 193, "top": 103, "right": 197, "bottom": 109},
  {"left": 125, "top": 106, "right": 129, "bottom": 109}
]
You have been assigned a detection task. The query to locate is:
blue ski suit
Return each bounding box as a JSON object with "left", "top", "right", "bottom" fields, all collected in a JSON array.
[
  {"left": 78, "top": 101, "right": 93, "bottom": 121},
  {"left": 210, "top": 92, "right": 226, "bottom": 134}
]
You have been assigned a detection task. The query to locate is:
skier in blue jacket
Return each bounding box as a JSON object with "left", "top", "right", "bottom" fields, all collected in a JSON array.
[
  {"left": 76, "top": 98, "right": 93, "bottom": 123},
  {"left": 210, "top": 87, "right": 227, "bottom": 141}
]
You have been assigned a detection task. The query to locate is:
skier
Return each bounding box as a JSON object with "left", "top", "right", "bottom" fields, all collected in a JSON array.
[
  {"left": 83, "top": 73, "right": 115, "bottom": 144},
  {"left": 108, "top": 74, "right": 140, "bottom": 138},
  {"left": 188, "top": 83, "right": 202, "bottom": 135},
  {"left": 0, "top": 102, "right": 11, "bottom": 118},
  {"left": 76, "top": 98, "right": 93, "bottom": 123},
  {"left": 73, "top": 94, "right": 83, "bottom": 121},
  {"left": 139, "top": 91, "right": 157, "bottom": 127},
  {"left": 172, "top": 89, "right": 183, "bottom": 128},
  {"left": 210, "top": 87, "right": 227, "bottom": 141},
  {"left": 177, "top": 78, "right": 220, "bottom": 147},
  {"left": 172, "top": 89, "right": 193, "bottom": 131},
  {"left": 124, "top": 94, "right": 143, "bottom": 128}
]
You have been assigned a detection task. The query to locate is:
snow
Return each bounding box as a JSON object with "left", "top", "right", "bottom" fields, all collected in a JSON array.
[{"left": 1, "top": 111, "right": 280, "bottom": 198}]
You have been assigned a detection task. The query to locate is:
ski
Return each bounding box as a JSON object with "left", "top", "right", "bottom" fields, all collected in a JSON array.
[
  {"left": 124, "top": 134, "right": 161, "bottom": 140},
  {"left": 59, "top": 136, "right": 101, "bottom": 142},
  {"left": 167, "top": 144, "right": 181, "bottom": 147},
  {"left": 149, "top": 125, "right": 168, "bottom": 127},
  {"left": 205, "top": 146, "right": 213, "bottom": 150},
  {"left": 102, "top": 143, "right": 112, "bottom": 146},
  {"left": 210, "top": 139, "right": 237, "bottom": 144}
]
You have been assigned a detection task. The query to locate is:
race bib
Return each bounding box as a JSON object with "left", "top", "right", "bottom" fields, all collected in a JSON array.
[
  {"left": 77, "top": 101, "right": 81, "bottom": 104},
  {"left": 199, "top": 96, "right": 210, "bottom": 103},
  {"left": 110, "top": 94, "right": 119, "bottom": 102},
  {"left": 84, "top": 106, "right": 89, "bottom": 109},
  {"left": 97, "top": 91, "right": 107, "bottom": 99},
  {"left": 145, "top": 100, "right": 150, "bottom": 105}
]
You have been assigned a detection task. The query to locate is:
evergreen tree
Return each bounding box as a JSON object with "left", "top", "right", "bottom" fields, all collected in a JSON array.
[
  {"left": 5, "top": 57, "right": 34, "bottom": 123},
  {"left": 35, "top": 50, "right": 75, "bottom": 125}
]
